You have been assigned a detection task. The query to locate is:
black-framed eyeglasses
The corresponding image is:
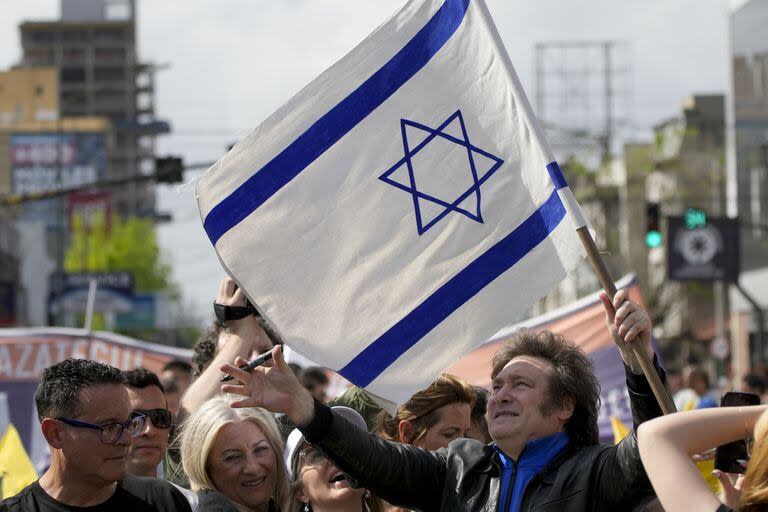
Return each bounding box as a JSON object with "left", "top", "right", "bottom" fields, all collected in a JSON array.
[
  {"left": 55, "top": 412, "right": 146, "bottom": 444},
  {"left": 133, "top": 408, "right": 172, "bottom": 430}
]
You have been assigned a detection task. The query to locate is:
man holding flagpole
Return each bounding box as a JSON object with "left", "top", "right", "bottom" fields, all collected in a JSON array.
[{"left": 219, "top": 286, "right": 665, "bottom": 511}]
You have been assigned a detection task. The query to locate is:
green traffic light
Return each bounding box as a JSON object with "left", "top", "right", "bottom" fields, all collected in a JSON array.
[{"left": 646, "top": 230, "right": 662, "bottom": 248}]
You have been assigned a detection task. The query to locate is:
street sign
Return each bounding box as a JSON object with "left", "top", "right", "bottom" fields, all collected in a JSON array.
[
  {"left": 667, "top": 216, "right": 739, "bottom": 282},
  {"left": 50, "top": 271, "right": 134, "bottom": 295}
]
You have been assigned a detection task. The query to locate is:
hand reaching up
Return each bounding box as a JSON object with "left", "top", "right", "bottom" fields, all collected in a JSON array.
[{"left": 220, "top": 345, "right": 315, "bottom": 426}]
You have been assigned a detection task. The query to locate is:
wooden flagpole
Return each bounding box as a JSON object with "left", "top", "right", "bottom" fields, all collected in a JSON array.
[{"left": 577, "top": 227, "right": 677, "bottom": 415}]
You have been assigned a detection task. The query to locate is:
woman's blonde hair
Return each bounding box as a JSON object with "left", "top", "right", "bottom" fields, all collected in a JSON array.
[
  {"left": 180, "top": 395, "right": 289, "bottom": 511},
  {"left": 375, "top": 373, "right": 474, "bottom": 445},
  {"left": 286, "top": 439, "right": 383, "bottom": 512},
  {"left": 740, "top": 408, "right": 768, "bottom": 511}
]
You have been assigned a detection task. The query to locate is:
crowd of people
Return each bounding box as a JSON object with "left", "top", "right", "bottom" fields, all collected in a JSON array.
[{"left": 1, "top": 276, "right": 767, "bottom": 511}]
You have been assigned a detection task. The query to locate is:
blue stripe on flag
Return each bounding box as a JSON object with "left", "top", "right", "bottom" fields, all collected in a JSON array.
[
  {"left": 203, "top": 0, "right": 472, "bottom": 244},
  {"left": 339, "top": 188, "right": 567, "bottom": 387},
  {"left": 546, "top": 161, "right": 568, "bottom": 190}
]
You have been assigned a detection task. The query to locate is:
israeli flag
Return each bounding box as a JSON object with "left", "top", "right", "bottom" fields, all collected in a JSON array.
[{"left": 197, "top": 0, "right": 588, "bottom": 405}]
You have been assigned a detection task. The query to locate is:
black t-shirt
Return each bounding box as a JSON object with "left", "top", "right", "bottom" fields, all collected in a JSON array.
[{"left": 0, "top": 475, "right": 192, "bottom": 512}]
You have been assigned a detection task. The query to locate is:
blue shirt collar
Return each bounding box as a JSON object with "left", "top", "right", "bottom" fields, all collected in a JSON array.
[{"left": 494, "top": 431, "right": 570, "bottom": 468}]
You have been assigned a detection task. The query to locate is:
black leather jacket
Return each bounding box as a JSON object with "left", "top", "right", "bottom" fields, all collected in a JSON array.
[{"left": 301, "top": 358, "right": 666, "bottom": 512}]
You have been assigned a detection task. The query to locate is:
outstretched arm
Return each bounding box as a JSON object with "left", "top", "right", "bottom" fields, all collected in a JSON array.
[
  {"left": 178, "top": 277, "right": 274, "bottom": 422},
  {"left": 638, "top": 405, "right": 767, "bottom": 512},
  {"left": 221, "top": 347, "right": 446, "bottom": 511}
]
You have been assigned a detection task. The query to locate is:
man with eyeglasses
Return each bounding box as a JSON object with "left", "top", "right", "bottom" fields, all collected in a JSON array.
[
  {"left": 0, "top": 359, "right": 191, "bottom": 512},
  {"left": 123, "top": 368, "right": 198, "bottom": 510}
]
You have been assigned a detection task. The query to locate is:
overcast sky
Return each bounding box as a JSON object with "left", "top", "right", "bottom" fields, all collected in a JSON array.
[{"left": 0, "top": 0, "right": 741, "bottom": 324}]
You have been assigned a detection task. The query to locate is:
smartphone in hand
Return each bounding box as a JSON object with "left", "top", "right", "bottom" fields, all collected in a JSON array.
[{"left": 714, "top": 391, "right": 761, "bottom": 473}]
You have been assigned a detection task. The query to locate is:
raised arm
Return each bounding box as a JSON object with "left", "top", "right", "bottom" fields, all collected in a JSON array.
[
  {"left": 591, "top": 291, "right": 667, "bottom": 509},
  {"left": 178, "top": 277, "right": 274, "bottom": 422},
  {"left": 638, "top": 405, "right": 767, "bottom": 512}
]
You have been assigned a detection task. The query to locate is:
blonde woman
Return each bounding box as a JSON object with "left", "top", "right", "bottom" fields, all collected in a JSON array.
[
  {"left": 180, "top": 395, "right": 289, "bottom": 512},
  {"left": 639, "top": 404, "right": 768, "bottom": 511},
  {"left": 284, "top": 407, "right": 383, "bottom": 512}
]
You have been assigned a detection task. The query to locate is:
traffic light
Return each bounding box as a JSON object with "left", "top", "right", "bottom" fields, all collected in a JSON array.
[
  {"left": 155, "top": 156, "right": 184, "bottom": 183},
  {"left": 645, "top": 202, "right": 662, "bottom": 248}
]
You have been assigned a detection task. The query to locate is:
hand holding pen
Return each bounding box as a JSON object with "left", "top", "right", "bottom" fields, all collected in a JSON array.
[{"left": 220, "top": 345, "right": 277, "bottom": 382}]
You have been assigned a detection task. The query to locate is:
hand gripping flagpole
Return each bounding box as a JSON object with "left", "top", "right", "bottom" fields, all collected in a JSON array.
[
  {"left": 483, "top": 0, "right": 676, "bottom": 414},
  {"left": 576, "top": 227, "right": 677, "bottom": 415}
]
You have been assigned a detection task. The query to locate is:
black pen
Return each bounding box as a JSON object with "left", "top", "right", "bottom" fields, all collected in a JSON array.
[{"left": 220, "top": 346, "right": 276, "bottom": 382}]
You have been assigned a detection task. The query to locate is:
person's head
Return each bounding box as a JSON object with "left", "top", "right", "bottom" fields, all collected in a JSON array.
[
  {"left": 160, "top": 376, "right": 182, "bottom": 421},
  {"left": 123, "top": 368, "right": 172, "bottom": 478},
  {"left": 193, "top": 321, "right": 223, "bottom": 377},
  {"left": 36, "top": 359, "right": 144, "bottom": 487},
  {"left": 744, "top": 373, "right": 767, "bottom": 398},
  {"left": 286, "top": 407, "right": 382, "bottom": 512},
  {"left": 300, "top": 367, "right": 330, "bottom": 403},
  {"left": 739, "top": 408, "right": 768, "bottom": 510},
  {"left": 685, "top": 367, "right": 711, "bottom": 396},
  {"left": 376, "top": 373, "right": 474, "bottom": 451},
  {"left": 467, "top": 386, "right": 492, "bottom": 444},
  {"left": 161, "top": 359, "right": 194, "bottom": 394},
  {"left": 180, "top": 395, "right": 288, "bottom": 511},
  {"left": 488, "top": 330, "right": 599, "bottom": 456}
]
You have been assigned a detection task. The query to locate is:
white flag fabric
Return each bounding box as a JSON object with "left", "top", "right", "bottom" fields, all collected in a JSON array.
[{"left": 197, "top": 0, "right": 588, "bottom": 405}]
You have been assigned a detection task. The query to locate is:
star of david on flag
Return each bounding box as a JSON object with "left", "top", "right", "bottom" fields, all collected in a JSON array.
[
  {"left": 379, "top": 110, "right": 504, "bottom": 235},
  {"left": 196, "top": 0, "right": 589, "bottom": 407}
]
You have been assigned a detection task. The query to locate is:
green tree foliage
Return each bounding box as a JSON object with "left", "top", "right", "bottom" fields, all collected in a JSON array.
[{"left": 64, "top": 212, "right": 176, "bottom": 294}]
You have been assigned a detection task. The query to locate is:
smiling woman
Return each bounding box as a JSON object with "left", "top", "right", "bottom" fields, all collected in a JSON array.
[
  {"left": 285, "top": 407, "right": 383, "bottom": 512},
  {"left": 180, "top": 395, "right": 289, "bottom": 512}
]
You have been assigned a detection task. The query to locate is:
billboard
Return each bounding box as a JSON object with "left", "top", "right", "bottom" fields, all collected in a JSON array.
[
  {"left": 68, "top": 190, "right": 113, "bottom": 230},
  {"left": 10, "top": 132, "right": 107, "bottom": 226}
]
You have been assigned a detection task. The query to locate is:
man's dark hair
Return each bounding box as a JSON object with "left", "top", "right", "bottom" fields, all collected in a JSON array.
[
  {"left": 192, "top": 321, "right": 223, "bottom": 377},
  {"left": 491, "top": 330, "right": 600, "bottom": 448},
  {"left": 123, "top": 368, "right": 165, "bottom": 393},
  {"left": 35, "top": 359, "right": 124, "bottom": 421},
  {"left": 162, "top": 359, "right": 193, "bottom": 375},
  {"left": 300, "top": 367, "right": 329, "bottom": 391}
]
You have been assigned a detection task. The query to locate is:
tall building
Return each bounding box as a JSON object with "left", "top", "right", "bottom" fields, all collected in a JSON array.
[
  {"left": 732, "top": 0, "right": 768, "bottom": 272},
  {"left": 17, "top": 0, "right": 168, "bottom": 218},
  {"left": 729, "top": 0, "right": 768, "bottom": 375},
  {"left": 0, "top": 67, "right": 112, "bottom": 326}
]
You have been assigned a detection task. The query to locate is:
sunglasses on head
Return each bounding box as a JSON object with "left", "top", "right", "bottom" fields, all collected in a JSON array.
[{"left": 133, "top": 408, "right": 172, "bottom": 429}]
